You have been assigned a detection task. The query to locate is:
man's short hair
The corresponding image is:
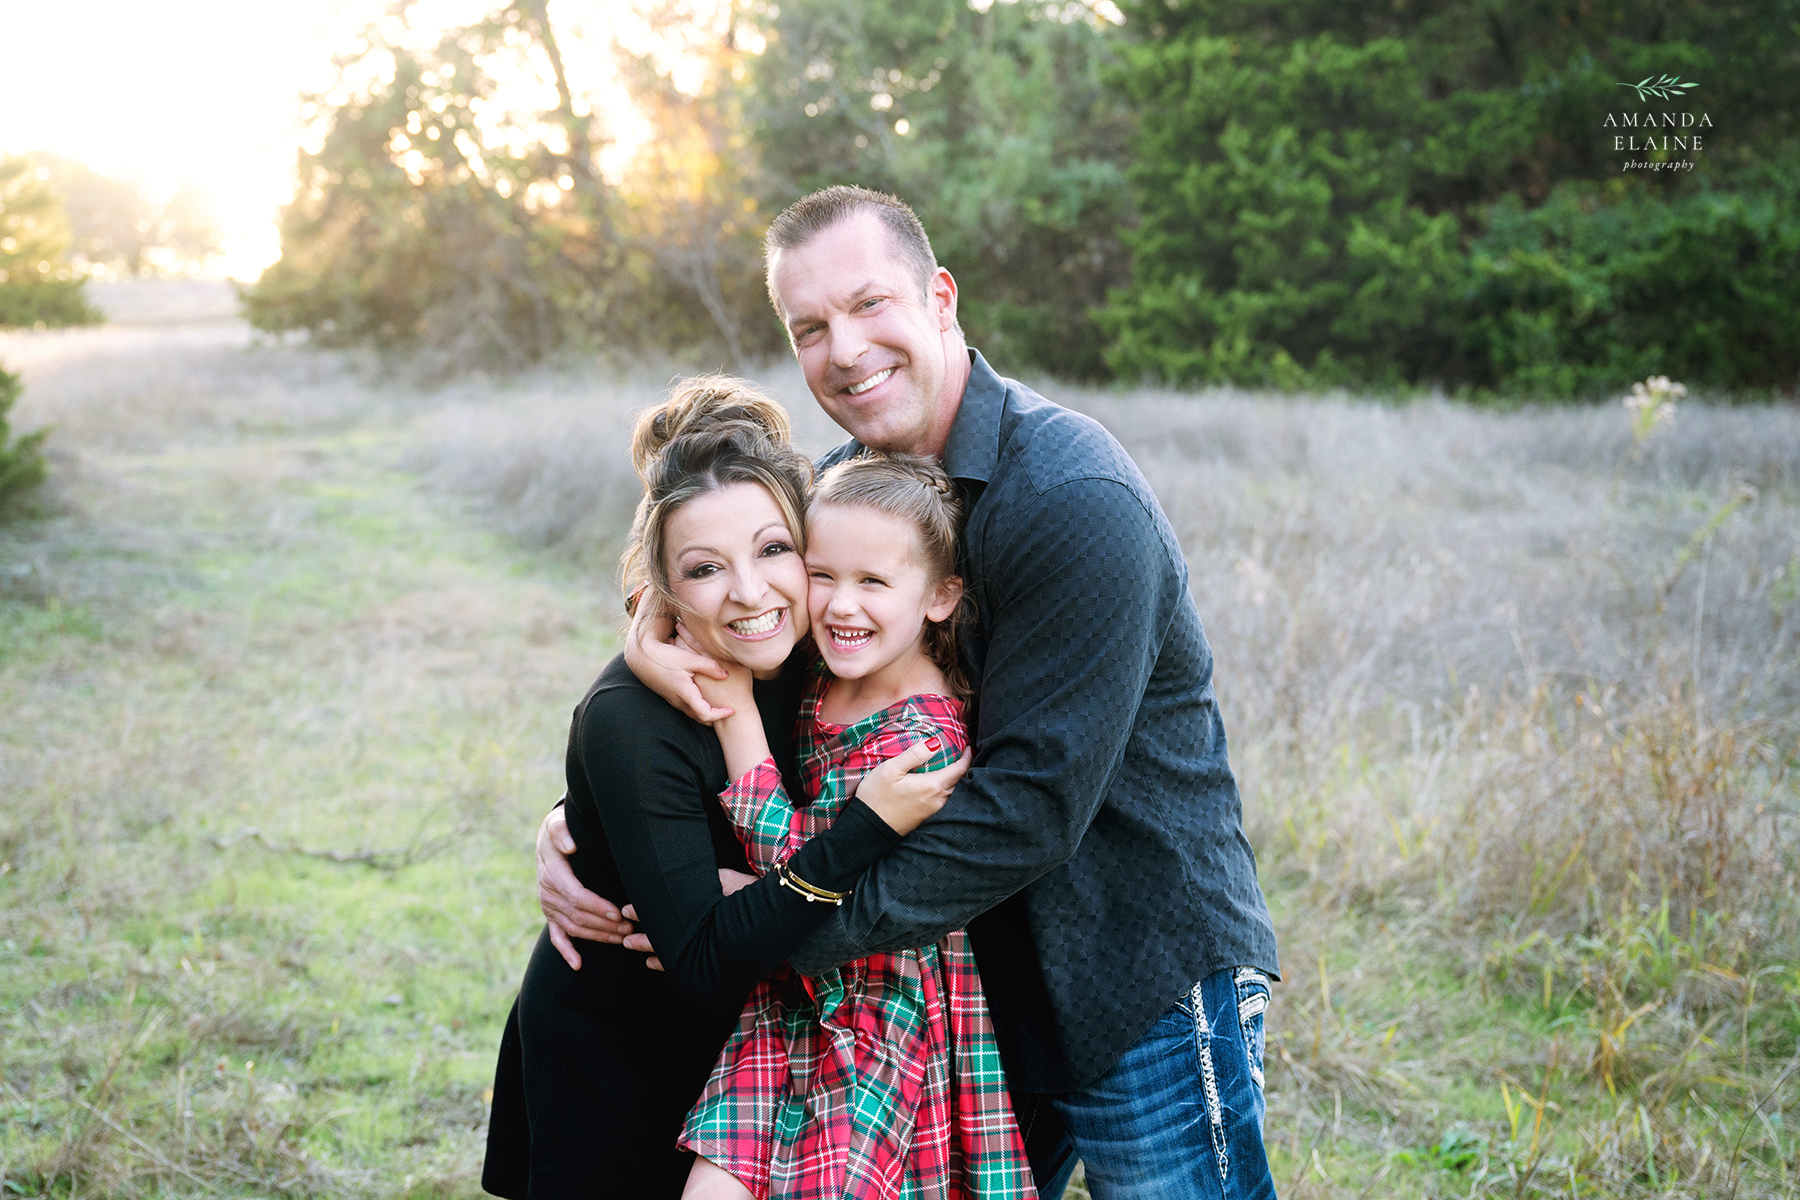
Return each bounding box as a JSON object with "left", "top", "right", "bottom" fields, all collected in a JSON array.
[{"left": 764, "top": 186, "right": 938, "bottom": 315}]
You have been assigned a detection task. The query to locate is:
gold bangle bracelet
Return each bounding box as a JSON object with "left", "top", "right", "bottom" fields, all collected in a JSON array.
[{"left": 776, "top": 862, "right": 850, "bottom": 905}]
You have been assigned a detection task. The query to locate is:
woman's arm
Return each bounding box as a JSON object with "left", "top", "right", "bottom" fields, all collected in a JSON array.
[{"left": 577, "top": 687, "right": 899, "bottom": 1011}]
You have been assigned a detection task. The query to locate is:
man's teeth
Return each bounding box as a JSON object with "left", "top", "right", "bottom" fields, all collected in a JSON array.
[
  {"left": 729, "top": 610, "right": 783, "bottom": 636},
  {"left": 830, "top": 627, "right": 873, "bottom": 648},
  {"left": 846, "top": 368, "right": 894, "bottom": 396}
]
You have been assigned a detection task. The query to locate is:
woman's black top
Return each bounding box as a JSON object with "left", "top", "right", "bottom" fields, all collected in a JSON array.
[{"left": 482, "top": 653, "right": 899, "bottom": 1199}]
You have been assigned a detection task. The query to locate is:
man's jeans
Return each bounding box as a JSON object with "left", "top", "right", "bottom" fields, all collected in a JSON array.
[{"left": 1030, "top": 967, "right": 1275, "bottom": 1199}]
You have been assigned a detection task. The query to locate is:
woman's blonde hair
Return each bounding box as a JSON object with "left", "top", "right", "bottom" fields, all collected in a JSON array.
[
  {"left": 811, "top": 452, "right": 972, "bottom": 699},
  {"left": 620, "top": 375, "right": 812, "bottom": 615}
]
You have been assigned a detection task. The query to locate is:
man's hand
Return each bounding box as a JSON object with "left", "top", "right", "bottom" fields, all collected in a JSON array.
[
  {"left": 536, "top": 805, "right": 635, "bottom": 969},
  {"left": 618, "top": 869, "right": 754, "bottom": 972},
  {"left": 623, "top": 596, "right": 733, "bottom": 723}
]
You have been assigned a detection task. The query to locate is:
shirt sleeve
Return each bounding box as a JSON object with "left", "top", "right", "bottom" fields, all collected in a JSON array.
[
  {"left": 718, "top": 758, "right": 798, "bottom": 875},
  {"left": 790, "top": 477, "right": 1174, "bottom": 974},
  {"left": 578, "top": 696, "right": 902, "bottom": 1010}
]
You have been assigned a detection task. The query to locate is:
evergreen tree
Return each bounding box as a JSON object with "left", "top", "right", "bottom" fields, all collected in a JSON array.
[
  {"left": 1104, "top": 0, "right": 1800, "bottom": 395},
  {"left": 733, "top": 0, "right": 1133, "bottom": 378},
  {"left": 0, "top": 362, "right": 48, "bottom": 513},
  {"left": 0, "top": 157, "right": 101, "bottom": 328}
]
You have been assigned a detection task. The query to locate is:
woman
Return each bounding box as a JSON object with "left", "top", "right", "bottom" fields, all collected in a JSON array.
[{"left": 481, "top": 377, "right": 964, "bottom": 1198}]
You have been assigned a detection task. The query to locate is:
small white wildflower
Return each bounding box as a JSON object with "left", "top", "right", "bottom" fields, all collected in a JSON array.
[{"left": 1624, "top": 376, "right": 1682, "bottom": 443}]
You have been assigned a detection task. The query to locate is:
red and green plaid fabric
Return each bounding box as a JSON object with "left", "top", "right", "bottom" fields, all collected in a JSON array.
[{"left": 679, "top": 663, "right": 1035, "bottom": 1200}]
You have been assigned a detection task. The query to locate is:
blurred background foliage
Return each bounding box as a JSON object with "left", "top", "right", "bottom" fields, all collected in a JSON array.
[
  {"left": 0, "top": 159, "right": 103, "bottom": 329},
  {"left": 1105, "top": 0, "right": 1800, "bottom": 395},
  {"left": 0, "top": 155, "right": 222, "bottom": 330},
  {"left": 237, "top": 0, "right": 1133, "bottom": 379},
  {"left": 9, "top": 0, "right": 1798, "bottom": 397},
  {"left": 0, "top": 361, "right": 48, "bottom": 511},
  {"left": 35, "top": 155, "right": 223, "bottom": 281}
]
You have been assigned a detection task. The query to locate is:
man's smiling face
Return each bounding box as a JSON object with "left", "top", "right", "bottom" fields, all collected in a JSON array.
[{"left": 769, "top": 210, "right": 963, "bottom": 456}]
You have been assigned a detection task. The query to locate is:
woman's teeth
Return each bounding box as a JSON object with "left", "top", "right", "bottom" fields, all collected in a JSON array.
[
  {"left": 829, "top": 626, "right": 873, "bottom": 650},
  {"left": 729, "top": 610, "right": 784, "bottom": 636},
  {"left": 846, "top": 367, "right": 894, "bottom": 396}
]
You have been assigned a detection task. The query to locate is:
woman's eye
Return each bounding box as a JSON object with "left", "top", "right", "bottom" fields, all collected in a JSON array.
[
  {"left": 761, "top": 541, "right": 794, "bottom": 557},
  {"left": 684, "top": 563, "right": 719, "bottom": 579}
]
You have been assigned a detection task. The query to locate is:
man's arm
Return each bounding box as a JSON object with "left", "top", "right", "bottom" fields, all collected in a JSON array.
[{"left": 790, "top": 476, "right": 1178, "bottom": 975}]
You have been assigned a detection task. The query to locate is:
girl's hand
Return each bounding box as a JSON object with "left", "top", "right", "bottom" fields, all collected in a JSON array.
[
  {"left": 717, "top": 868, "right": 758, "bottom": 896},
  {"left": 683, "top": 623, "right": 757, "bottom": 722},
  {"left": 855, "top": 741, "right": 972, "bottom": 836},
  {"left": 624, "top": 595, "right": 734, "bottom": 723}
]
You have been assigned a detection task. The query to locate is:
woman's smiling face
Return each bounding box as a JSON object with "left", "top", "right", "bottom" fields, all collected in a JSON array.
[{"left": 664, "top": 482, "right": 809, "bottom": 678}]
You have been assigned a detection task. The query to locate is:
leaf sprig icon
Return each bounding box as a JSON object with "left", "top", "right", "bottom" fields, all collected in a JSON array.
[{"left": 1617, "top": 74, "right": 1700, "bottom": 102}]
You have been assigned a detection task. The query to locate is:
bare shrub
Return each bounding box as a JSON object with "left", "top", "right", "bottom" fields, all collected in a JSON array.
[{"left": 0, "top": 322, "right": 394, "bottom": 453}]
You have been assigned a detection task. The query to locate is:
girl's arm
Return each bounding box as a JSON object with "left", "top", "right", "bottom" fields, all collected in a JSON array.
[
  {"left": 694, "top": 661, "right": 793, "bottom": 874},
  {"left": 717, "top": 758, "right": 802, "bottom": 875}
]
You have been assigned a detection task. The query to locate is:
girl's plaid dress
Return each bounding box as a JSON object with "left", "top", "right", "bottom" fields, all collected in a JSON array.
[{"left": 679, "top": 663, "right": 1035, "bottom": 1200}]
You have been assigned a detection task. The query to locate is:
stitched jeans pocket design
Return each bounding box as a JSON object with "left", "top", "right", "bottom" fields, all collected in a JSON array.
[{"left": 1234, "top": 967, "right": 1269, "bottom": 1092}]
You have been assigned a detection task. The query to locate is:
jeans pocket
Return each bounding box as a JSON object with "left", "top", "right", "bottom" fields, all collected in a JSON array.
[{"left": 1233, "top": 967, "right": 1269, "bottom": 1091}]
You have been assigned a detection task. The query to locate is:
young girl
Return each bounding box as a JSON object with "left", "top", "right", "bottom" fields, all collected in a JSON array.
[{"left": 678, "top": 454, "right": 1035, "bottom": 1200}]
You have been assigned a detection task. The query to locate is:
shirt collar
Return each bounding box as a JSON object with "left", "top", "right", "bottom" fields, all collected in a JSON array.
[{"left": 941, "top": 349, "right": 1004, "bottom": 486}]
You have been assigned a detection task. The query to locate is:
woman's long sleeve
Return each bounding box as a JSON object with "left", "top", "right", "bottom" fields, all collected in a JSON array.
[{"left": 575, "top": 686, "right": 899, "bottom": 1014}]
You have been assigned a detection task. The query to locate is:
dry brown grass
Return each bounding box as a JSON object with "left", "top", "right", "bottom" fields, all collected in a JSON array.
[
  {"left": 3, "top": 291, "right": 1797, "bottom": 1196},
  {"left": 1051, "top": 383, "right": 1800, "bottom": 1196},
  {"left": 418, "top": 367, "right": 1800, "bottom": 1194}
]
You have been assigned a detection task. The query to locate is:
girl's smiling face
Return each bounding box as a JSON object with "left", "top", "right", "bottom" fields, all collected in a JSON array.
[
  {"left": 805, "top": 503, "right": 960, "bottom": 683},
  {"left": 664, "top": 482, "right": 809, "bottom": 678}
]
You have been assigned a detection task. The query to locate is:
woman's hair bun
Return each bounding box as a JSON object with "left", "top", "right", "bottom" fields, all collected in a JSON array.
[
  {"left": 620, "top": 376, "right": 812, "bottom": 620},
  {"left": 631, "top": 375, "right": 793, "bottom": 481}
]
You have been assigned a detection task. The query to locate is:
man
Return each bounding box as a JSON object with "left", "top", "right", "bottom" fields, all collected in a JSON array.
[{"left": 537, "top": 186, "right": 1280, "bottom": 1199}]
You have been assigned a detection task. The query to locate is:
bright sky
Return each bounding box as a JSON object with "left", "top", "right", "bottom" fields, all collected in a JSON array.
[{"left": 0, "top": 0, "right": 655, "bottom": 280}]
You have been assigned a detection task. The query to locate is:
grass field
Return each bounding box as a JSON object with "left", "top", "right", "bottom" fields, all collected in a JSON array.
[{"left": 2, "top": 287, "right": 1798, "bottom": 1197}]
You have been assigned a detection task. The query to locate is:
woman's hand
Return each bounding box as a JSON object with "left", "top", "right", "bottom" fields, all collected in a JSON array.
[
  {"left": 623, "top": 594, "right": 734, "bottom": 723},
  {"left": 855, "top": 740, "right": 972, "bottom": 836}
]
